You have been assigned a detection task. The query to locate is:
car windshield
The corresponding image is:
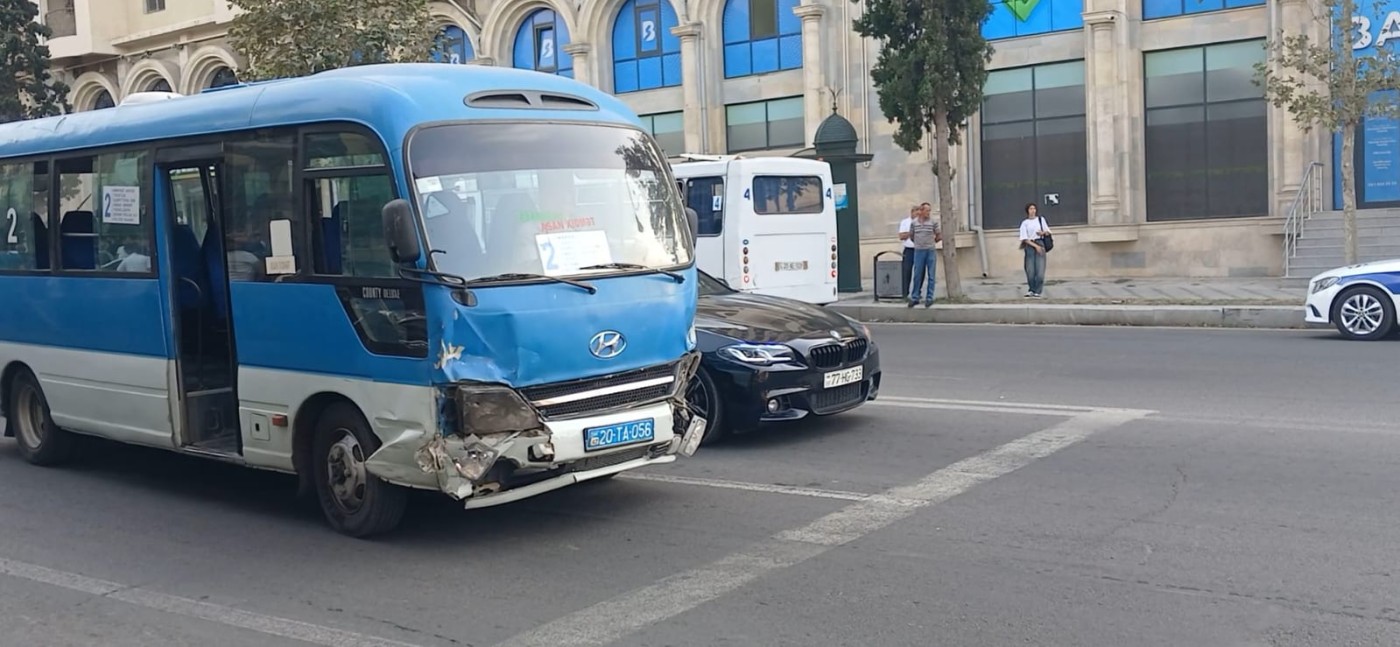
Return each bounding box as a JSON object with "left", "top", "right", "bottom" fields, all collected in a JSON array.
[
  {"left": 696, "top": 271, "right": 734, "bottom": 297},
  {"left": 407, "top": 122, "right": 692, "bottom": 282}
]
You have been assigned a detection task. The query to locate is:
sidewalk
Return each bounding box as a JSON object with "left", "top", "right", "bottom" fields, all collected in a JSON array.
[{"left": 829, "top": 277, "right": 1311, "bottom": 329}]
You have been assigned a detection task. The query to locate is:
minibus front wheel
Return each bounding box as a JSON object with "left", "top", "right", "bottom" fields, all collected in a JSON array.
[
  {"left": 8, "top": 368, "right": 76, "bottom": 467},
  {"left": 311, "top": 403, "right": 409, "bottom": 538}
]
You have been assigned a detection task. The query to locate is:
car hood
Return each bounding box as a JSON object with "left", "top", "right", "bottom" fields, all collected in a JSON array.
[{"left": 695, "top": 292, "right": 861, "bottom": 343}]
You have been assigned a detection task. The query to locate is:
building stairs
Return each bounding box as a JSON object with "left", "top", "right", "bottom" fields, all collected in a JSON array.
[{"left": 1285, "top": 208, "right": 1400, "bottom": 282}]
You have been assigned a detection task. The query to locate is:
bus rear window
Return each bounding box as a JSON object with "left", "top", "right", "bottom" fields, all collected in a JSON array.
[{"left": 752, "top": 176, "right": 822, "bottom": 215}]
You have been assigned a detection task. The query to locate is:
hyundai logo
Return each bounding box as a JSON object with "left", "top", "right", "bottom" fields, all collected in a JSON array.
[{"left": 589, "top": 331, "right": 626, "bottom": 359}]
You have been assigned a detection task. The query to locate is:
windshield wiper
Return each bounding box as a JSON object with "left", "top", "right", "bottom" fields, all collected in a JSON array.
[
  {"left": 580, "top": 262, "right": 685, "bottom": 283},
  {"left": 464, "top": 272, "right": 597, "bottom": 294}
]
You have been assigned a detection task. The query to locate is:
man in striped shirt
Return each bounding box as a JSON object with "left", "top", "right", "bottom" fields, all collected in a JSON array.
[{"left": 907, "top": 202, "right": 942, "bottom": 308}]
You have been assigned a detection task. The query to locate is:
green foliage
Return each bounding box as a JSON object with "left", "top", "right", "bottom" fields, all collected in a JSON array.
[
  {"left": 852, "top": 0, "right": 994, "bottom": 154},
  {"left": 0, "top": 0, "right": 70, "bottom": 123},
  {"left": 227, "top": 0, "right": 438, "bottom": 80}
]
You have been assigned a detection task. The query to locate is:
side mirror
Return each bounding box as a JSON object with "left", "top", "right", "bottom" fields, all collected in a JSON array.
[
  {"left": 684, "top": 206, "right": 699, "bottom": 241},
  {"left": 382, "top": 199, "right": 422, "bottom": 264}
]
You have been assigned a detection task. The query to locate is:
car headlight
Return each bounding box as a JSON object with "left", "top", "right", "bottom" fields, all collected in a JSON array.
[
  {"left": 719, "top": 343, "right": 796, "bottom": 366},
  {"left": 1312, "top": 277, "right": 1339, "bottom": 294},
  {"left": 686, "top": 325, "right": 697, "bottom": 351}
]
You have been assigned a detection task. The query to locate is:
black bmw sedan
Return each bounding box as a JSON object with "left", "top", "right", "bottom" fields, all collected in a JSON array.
[{"left": 688, "top": 270, "right": 881, "bottom": 442}]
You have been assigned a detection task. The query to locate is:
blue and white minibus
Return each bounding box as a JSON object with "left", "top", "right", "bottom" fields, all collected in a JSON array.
[{"left": 0, "top": 64, "right": 705, "bottom": 537}]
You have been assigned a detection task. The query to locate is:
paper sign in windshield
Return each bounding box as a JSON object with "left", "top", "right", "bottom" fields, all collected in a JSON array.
[
  {"left": 101, "top": 186, "right": 140, "bottom": 225},
  {"left": 535, "top": 230, "right": 612, "bottom": 276}
]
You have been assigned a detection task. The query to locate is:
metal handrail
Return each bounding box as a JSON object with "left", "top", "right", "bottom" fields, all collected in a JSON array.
[{"left": 1283, "top": 161, "right": 1324, "bottom": 277}]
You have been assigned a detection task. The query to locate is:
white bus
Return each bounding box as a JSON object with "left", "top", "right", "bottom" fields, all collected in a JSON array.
[{"left": 671, "top": 155, "right": 838, "bottom": 305}]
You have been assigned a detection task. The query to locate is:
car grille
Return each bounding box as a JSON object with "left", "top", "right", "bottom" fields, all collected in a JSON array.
[
  {"left": 809, "top": 383, "right": 866, "bottom": 414},
  {"left": 565, "top": 444, "right": 664, "bottom": 473},
  {"left": 522, "top": 363, "right": 677, "bottom": 421},
  {"left": 808, "top": 339, "right": 868, "bottom": 369}
]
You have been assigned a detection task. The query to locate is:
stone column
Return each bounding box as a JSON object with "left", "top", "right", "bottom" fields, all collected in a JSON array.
[
  {"left": 672, "top": 22, "right": 705, "bottom": 154},
  {"left": 562, "top": 42, "right": 593, "bottom": 86},
  {"left": 793, "top": 3, "right": 827, "bottom": 147},
  {"left": 1082, "top": 8, "right": 1136, "bottom": 226},
  {"left": 1271, "top": 0, "right": 1320, "bottom": 217},
  {"left": 471, "top": 56, "right": 496, "bottom": 66}
]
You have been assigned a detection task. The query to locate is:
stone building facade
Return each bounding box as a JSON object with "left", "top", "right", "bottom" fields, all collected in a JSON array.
[{"left": 35, "top": 0, "right": 1345, "bottom": 279}]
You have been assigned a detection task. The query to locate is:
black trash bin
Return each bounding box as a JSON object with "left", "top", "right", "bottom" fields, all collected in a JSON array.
[{"left": 873, "top": 251, "right": 905, "bottom": 301}]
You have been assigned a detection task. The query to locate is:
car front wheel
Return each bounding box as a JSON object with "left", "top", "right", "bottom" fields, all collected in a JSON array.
[
  {"left": 686, "top": 368, "right": 728, "bottom": 444},
  {"left": 1332, "top": 285, "right": 1396, "bottom": 341}
]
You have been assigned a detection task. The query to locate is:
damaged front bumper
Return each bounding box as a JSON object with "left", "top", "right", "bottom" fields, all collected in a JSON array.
[{"left": 363, "top": 353, "right": 706, "bottom": 507}]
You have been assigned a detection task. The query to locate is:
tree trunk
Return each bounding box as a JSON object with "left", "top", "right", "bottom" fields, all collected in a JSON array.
[
  {"left": 1340, "top": 123, "right": 1359, "bottom": 265},
  {"left": 933, "top": 109, "right": 962, "bottom": 298}
]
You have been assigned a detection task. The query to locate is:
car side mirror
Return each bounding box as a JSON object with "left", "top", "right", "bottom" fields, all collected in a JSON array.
[
  {"left": 684, "top": 206, "right": 699, "bottom": 240},
  {"left": 382, "top": 199, "right": 422, "bottom": 264}
]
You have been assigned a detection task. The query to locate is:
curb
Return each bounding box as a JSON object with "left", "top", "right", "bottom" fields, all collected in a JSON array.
[{"left": 828, "top": 302, "right": 1309, "bottom": 329}]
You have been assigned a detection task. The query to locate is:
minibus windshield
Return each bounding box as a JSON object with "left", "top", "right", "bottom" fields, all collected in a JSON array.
[{"left": 408, "top": 122, "right": 692, "bottom": 282}]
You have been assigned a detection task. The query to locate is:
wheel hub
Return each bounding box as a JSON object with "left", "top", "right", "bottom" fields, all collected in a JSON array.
[
  {"left": 15, "top": 386, "right": 46, "bottom": 450},
  {"left": 1341, "top": 293, "right": 1384, "bottom": 335},
  {"left": 326, "top": 433, "right": 368, "bottom": 514}
]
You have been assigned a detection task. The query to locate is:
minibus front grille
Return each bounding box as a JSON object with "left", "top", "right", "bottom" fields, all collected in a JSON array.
[{"left": 523, "top": 362, "right": 678, "bottom": 420}]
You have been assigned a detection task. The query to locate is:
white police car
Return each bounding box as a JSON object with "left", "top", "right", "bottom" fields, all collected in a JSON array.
[{"left": 1304, "top": 259, "right": 1400, "bottom": 340}]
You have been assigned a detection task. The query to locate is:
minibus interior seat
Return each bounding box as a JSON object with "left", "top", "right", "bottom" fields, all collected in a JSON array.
[{"left": 58, "top": 211, "right": 96, "bottom": 270}]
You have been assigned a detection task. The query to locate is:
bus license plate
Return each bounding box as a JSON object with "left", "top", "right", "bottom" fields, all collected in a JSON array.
[
  {"left": 823, "top": 367, "right": 863, "bottom": 389},
  {"left": 774, "top": 261, "right": 809, "bottom": 272},
  {"left": 584, "top": 419, "right": 655, "bottom": 452}
]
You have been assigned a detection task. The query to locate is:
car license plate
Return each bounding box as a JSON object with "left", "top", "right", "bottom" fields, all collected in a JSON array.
[
  {"left": 823, "top": 366, "right": 863, "bottom": 389},
  {"left": 584, "top": 418, "right": 655, "bottom": 452},
  {"left": 774, "top": 261, "right": 809, "bottom": 272}
]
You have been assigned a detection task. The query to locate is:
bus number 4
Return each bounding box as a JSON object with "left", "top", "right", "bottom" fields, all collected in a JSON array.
[{"left": 5, "top": 208, "right": 17, "bottom": 245}]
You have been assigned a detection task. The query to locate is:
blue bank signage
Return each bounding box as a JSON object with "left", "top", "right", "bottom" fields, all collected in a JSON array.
[{"left": 1333, "top": 6, "right": 1400, "bottom": 208}]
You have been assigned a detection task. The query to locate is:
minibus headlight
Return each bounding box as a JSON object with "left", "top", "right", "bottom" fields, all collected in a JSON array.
[{"left": 454, "top": 385, "right": 545, "bottom": 436}]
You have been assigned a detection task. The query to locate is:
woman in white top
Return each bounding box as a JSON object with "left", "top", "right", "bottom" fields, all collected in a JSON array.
[{"left": 1017, "top": 203, "right": 1050, "bottom": 298}]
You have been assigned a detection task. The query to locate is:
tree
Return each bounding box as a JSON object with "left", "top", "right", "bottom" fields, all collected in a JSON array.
[
  {"left": 1255, "top": 0, "right": 1400, "bottom": 265},
  {"left": 853, "top": 0, "right": 993, "bottom": 298},
  {"left": 227, "top": 0, "right": 438, "bottom": 81},
  {"left": 0, "top": 0, "right": 70, "bottom": 123}
]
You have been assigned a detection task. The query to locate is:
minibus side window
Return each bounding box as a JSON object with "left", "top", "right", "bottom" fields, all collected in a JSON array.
[
  {"left": 304, "top": 131, "right": 397, "bottom": 278},
  {"left": 57, "top": 151, "right": 154, "bottom": 274},
  {"left": 0, "top": 161, "right": 48, "bottom": 271},
  {"left": 685, "top": 176, "right": 724, "bottom": 237}
]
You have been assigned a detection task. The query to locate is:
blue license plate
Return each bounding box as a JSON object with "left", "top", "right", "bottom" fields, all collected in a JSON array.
[{"left": 584, "top": 418, "right": 656, "bottom": 452}]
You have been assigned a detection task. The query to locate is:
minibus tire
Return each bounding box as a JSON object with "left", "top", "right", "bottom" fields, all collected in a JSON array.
[
  {"left": 8, "top": 369, "right": 76, "bottom": 467},
  {"left": 311, "top": 403, "right": 408, "bottom": 538}
]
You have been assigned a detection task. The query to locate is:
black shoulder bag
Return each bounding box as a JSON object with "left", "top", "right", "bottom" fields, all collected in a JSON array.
[{"left": 1039, "top": 217, "right": 1054, "bottom": 253}]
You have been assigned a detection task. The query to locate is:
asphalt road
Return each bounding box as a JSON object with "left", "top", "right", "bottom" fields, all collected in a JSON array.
[{"left": 2, "top": 324, "right": 1399, "bottom": 647}]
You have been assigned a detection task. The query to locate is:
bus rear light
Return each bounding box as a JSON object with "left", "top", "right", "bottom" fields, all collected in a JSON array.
[
  {"left": 830, "top": 270, "right": 837, "bottom": 278},
  {"left": 270, "top": 414, "right": 288, "bottom": 427}
]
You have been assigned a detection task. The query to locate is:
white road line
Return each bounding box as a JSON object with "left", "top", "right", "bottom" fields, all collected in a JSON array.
[
  {"left": 616, "top": 472, "right": 886, "bottom": 503},
  {"left": 874, "top": 395, "right": 1149, "bottom": 417},
  {"left": 0, "top": 557, "right": 423, "bottom": 647},
  {"left": 492, "top": 408, "right": 1149, "bottom": 647}
]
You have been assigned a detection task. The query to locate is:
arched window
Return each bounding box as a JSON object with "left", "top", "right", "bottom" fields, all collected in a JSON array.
[
  {"left": 92, "top": 89, "right": 115, "bottom": 110},
  {"left": 434, "top": 24, "right": 475, "bottom": 63},
  {"left": 148, "top": 78, "right": 173, "bottom": 93},
  {"left": 208, "top": 67, "right": 239, "bottom": 89},
  {"left": 721, "top": 0, "right": 801, "bottom": 79},
  {"left": 513, "top": 9, "right": 573, "bottom": 77},
  {"left": 612, "top": 0, "right": 680, "bottom": 93}
]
